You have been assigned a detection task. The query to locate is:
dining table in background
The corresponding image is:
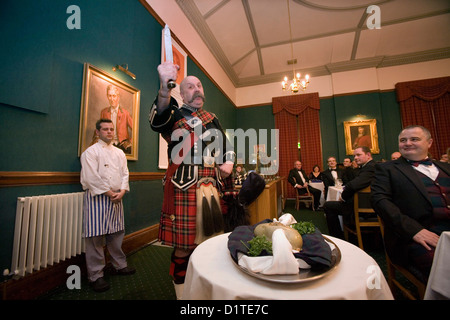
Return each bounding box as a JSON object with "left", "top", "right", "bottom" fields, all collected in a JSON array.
[
  {"left": 327, "top": 185, "right": 344, "bottom": 201},
  {"left": 182, "top": 233, "right": 393, "bottom": 300},
  {"left": 309, "top": 181, "right": 325, "bottom": 208},
  {"left": 325, "top": 186, "right": 344, "bottom": 229}
]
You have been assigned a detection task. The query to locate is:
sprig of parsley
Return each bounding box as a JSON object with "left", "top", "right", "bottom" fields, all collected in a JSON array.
[
  {"left": 241, "top": 235, "right": 273, "bottom": 256},
  {"left": 291, "top": 221, "right": 315, "bottom": 235}
]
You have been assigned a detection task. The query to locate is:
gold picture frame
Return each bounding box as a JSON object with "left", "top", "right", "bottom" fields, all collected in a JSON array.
[
  {"left": 344, "top": 119, "right": 379, "bottom": 155},
  {"left": 78, "top": 63, "right": 140, "bottom": 160}
]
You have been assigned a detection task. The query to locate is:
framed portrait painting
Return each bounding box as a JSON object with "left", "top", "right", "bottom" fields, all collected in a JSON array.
[
  {"left": 344, "top": 119, "right": 380, "bottom": 155},
  {"left": 78, "top": 63, "right": 140, "bottom": 160}
]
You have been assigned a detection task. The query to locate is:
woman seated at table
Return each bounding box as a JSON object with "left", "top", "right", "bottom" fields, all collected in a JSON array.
[{"left": 309, "top": 165, "right": 324, "bottom": 182}]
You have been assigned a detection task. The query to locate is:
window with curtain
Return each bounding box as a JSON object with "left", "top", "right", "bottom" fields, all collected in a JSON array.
[
  {"left": 273, "top": 93, "right": 322, "bottom": 198},
  {"left": 395, "top": 76, "right": 450, "bottom": 160}
]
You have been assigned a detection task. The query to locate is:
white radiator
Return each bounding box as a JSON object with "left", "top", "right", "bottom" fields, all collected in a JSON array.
[{"left": 10, "top": 192, "right": 85, "bottom": 277}]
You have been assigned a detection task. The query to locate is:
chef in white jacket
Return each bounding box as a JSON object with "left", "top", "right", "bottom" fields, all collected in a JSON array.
[{"left": 80, "top": 118, "right": 135, "bottom": 292}]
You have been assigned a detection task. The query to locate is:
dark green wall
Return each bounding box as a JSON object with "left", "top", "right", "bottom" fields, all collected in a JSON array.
[
  {"left": 235, "top": 105, "right": 275, "bottom": 166},
  {"left": 319, "top": 97, "right": 339, "bottom": 167},
  {"left": 327, "top": 91, "right": 402, "bottom": 163},
  {"left": 0, "top": 0, "right": 163, "bottom": 172}
]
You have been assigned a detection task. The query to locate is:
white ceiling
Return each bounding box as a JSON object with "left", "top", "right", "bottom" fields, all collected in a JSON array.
[{"left": 175, "top": 0, "right": 450, "bottom": 88}]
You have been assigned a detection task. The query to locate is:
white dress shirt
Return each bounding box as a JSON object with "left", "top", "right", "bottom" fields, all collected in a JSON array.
[
  {"left": 298, "top": 170, "right": 306, "bottom": 184},
  {"left": 412, "top": 163, "right": 439, "bottom": 181},
  {"left": 330, "top": 169, "right": 338, "bottom": 180}
]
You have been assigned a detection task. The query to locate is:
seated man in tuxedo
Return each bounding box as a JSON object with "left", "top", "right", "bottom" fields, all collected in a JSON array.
[
  {"left": 323, "top": 147, "right": 376, "bottom": 238},
  {"left": 371, "top": 125, "right": 450, "bottom": 280},
  {"left": 322, "top": 156, "right": 344, "bottom": 199},
  {"left": 288, "top": 161, "right": 321, "bottom": 210},
  {"left": 342, "top": 157, "right": 357, "bottom": 185}
]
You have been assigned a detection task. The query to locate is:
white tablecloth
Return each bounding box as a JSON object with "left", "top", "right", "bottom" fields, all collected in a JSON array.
[
  {"left": 325, "top": 186, "right": 344, "bottom": 229},
  {"left": 183, "top": 233, "right": 393, "bottom": 300},
  {"left": 309, "top": 182, "right": 325, "bottom": 207},
  {"left": 425, "top": 231, "right": 450, "bottom": 300},
  {"left": 327, "top": 186, "right": 344, "bottom": 201}
]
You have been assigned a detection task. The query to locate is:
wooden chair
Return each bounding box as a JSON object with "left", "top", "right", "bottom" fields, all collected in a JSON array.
[
  {"left": 281, "top": 177, "right": 287, "bottom": 210},
  {"left": 378, "top": 219, "right": 426, "bottom": 300},
  {"left": 295, "top": 185, "right": 315, "bottom": 211},
  {"left": 343, "top": 186, "right": 382, "bottom": 250}
]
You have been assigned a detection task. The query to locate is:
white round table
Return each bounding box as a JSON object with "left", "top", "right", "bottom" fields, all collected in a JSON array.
[{"left": 183, "top": 233, "right": 393, "bottom": 300}]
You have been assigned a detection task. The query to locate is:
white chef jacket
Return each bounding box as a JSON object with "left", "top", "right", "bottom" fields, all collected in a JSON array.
[
  {"left": 80, "top": 140, "right": 129, "bottom": 237},
  {"left": 80, "top": 139, "right": 129, "bottom": 195}
]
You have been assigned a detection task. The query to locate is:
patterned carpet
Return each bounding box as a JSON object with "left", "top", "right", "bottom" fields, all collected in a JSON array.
[
  {"left": 38, "top": 200, "right": 414, "bottom": 300},
  {"left": 38, "top": 243, "right": 175, "bottom": 300}
]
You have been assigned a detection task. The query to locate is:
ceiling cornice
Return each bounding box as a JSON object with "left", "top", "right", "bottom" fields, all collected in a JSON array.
[
  {"left": 175, "top": 0, "right": 450, "bottom": 89},
  {"left": 236, "top": 47, "right": 450, "bottom": 87}
]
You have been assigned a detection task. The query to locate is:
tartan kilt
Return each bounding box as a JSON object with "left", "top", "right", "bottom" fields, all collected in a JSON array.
[{"left": 159, "top": 166, "right": 233, "bottom": 250}]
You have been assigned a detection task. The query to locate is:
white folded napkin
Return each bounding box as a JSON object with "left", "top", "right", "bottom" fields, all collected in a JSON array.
[
  {"left": 238, "top": 228, "right": 310, "bottom": 275},
  {"left": 274, "top": 213, "right": 297, "bottom": 226}
]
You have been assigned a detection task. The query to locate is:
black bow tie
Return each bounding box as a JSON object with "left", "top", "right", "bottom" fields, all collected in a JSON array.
[
  {"left": 408, "top": 159, "right": 432, "bottom": 167},
  {"left": 330, "top": 169, "right": 336, "bottom": 171}
]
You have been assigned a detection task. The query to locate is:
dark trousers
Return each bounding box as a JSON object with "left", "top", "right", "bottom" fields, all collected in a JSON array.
[
  {"left": 298, "top": 186, "right": 321, "bottom": 210},
  {"left": 323, "top": 200, "right": 353, "bottom": 238}
]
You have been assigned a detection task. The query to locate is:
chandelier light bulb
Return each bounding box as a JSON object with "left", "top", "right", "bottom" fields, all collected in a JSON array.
[{"left": 281, "top": 72, "right": 310, "bottom": 93}]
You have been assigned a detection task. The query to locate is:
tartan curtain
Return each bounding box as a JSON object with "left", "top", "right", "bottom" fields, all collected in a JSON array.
[
  {"left": 395, "top": 76, "right": 450, "bottom": 160},
  {"left": 273, "top": 93, "right": 322, "bottom": 198}
]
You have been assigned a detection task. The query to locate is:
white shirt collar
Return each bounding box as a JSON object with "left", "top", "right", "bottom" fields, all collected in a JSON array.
[{"left": 98, "top": 139, "right": 112, "bottom": 148}]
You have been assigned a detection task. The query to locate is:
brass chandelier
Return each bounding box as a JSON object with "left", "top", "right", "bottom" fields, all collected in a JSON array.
[{"left": 281, "top": 0, "right": 310, "bottom": 93}]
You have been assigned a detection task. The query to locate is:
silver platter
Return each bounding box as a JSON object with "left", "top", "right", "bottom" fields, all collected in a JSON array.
[{"left": 232, "top": 236, "right": 341, "bottom": 284}]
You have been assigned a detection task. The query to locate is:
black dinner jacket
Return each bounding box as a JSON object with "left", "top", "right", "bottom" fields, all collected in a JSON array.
[
  {"left": 342, "top": 166, "right": 358, "bottom": 185},
  {"left": 341, "top": 159, "right": 376, "bottom": 202},
  {"left": 288, "top": 168, "right": 310, "bottom": 187},
  {"left": 370, "top": 157, "right": 450, "bottom": 264}
]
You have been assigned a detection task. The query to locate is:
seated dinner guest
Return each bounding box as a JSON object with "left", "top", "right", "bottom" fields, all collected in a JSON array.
[
  {"left": 309, "top": 165, "right": 324, "bottom": 182},
  {"left": 322, "top": 156, "right": 344, "bottom": 199},
  {"left": 371, "top": 125, "right": 450, "bottom": 280},
  {"left": 342, "top": 157, "right": 357, "bottom": 185},
  {"left": 391, "top": 151, "right": 401, "bottom": 160},
  {"left": 288, "top": 161, "right": 321, "bottom": 210},
  {"left": 323, "top": 147, "right": 375, "bottom": 239}
]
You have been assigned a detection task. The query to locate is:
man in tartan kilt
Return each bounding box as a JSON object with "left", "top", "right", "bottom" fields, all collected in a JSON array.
[{"left": 149, "top": 61, "right": 236, "bottom": 298}]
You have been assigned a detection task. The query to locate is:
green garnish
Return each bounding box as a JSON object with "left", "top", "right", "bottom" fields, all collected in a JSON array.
[
  {"left": 241, "top": 235, "right": 273, "bottom": 256},
  {"left": 291, "top": 221, "right": 315, "bottom": 235}
]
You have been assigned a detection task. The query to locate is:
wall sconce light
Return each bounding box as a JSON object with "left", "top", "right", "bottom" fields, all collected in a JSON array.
[
  {"left": 112, "top": 64, "right": 136, "bottom": 80},
  {"left": 354, "top": 114, "right": 367, "bottom": 122}
]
